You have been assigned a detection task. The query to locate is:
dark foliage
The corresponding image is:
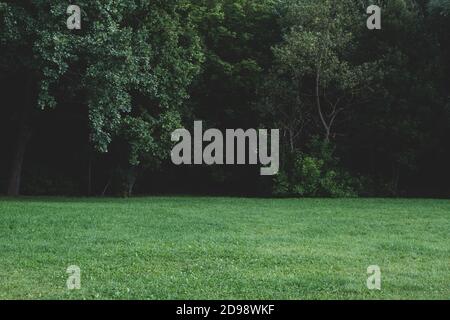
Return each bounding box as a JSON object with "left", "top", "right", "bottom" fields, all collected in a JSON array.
[{"left": 0, "top": 0, "right": 449, "bottom": 197}]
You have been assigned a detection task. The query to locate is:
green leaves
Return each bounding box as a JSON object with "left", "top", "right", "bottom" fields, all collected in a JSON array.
[{"left": 1, "top": 1, "right": 203, "bottom": 165}]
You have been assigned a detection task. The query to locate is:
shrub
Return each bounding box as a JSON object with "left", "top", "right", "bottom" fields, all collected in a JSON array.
[{"left": 273, "top": 139, "right": 359, "bottom": 197}]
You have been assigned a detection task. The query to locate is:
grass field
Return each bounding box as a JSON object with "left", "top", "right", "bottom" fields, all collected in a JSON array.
[{"left": 0, "top": 197, "right": 449, "bottom": 300}]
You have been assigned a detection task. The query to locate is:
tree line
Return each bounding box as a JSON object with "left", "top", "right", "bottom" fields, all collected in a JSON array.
[{"left": 0, "top": 0, "right": 449, "bottom": 197}]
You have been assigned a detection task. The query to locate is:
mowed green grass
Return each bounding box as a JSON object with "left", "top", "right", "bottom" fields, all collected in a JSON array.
[{"left": 0, "top": 197, "right": 449, "bottom": 300}]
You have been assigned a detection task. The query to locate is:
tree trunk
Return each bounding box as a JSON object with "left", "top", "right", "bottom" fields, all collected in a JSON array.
[
  {"left": 392, "top": 164, "right": 401, "bottom": 196},
  {"left": 289, "top": 128, "right": 295, "bottom": 153},
  {"left": 315, "top": 70, "right": 330, "bottom": 143},
  {"left": 87, "top": 150, "right": 92, "bottom": 196},
  {"left": 7, "top": 116, "right": 32, "bottom": 196},
  {"left": 127, "top": 170, "right": 137, "bottom": 197},
  {"left": 123, "top": 166, "right": 137, "bottom": 197},
  {"left": 7, "top": 76, "right": 35, "bottom": 197},
  {"left": 101, "top": 174, "right": 112, "bottom": 197}
]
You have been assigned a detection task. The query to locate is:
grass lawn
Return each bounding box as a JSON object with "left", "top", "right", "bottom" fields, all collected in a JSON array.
[{"left": 0, "top": 197, "right": 449, "bottom": 300}]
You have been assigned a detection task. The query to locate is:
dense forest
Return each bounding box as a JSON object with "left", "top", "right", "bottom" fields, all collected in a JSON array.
[{"left": 0, "top": 0, "right": 449, "bottom": 197}]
